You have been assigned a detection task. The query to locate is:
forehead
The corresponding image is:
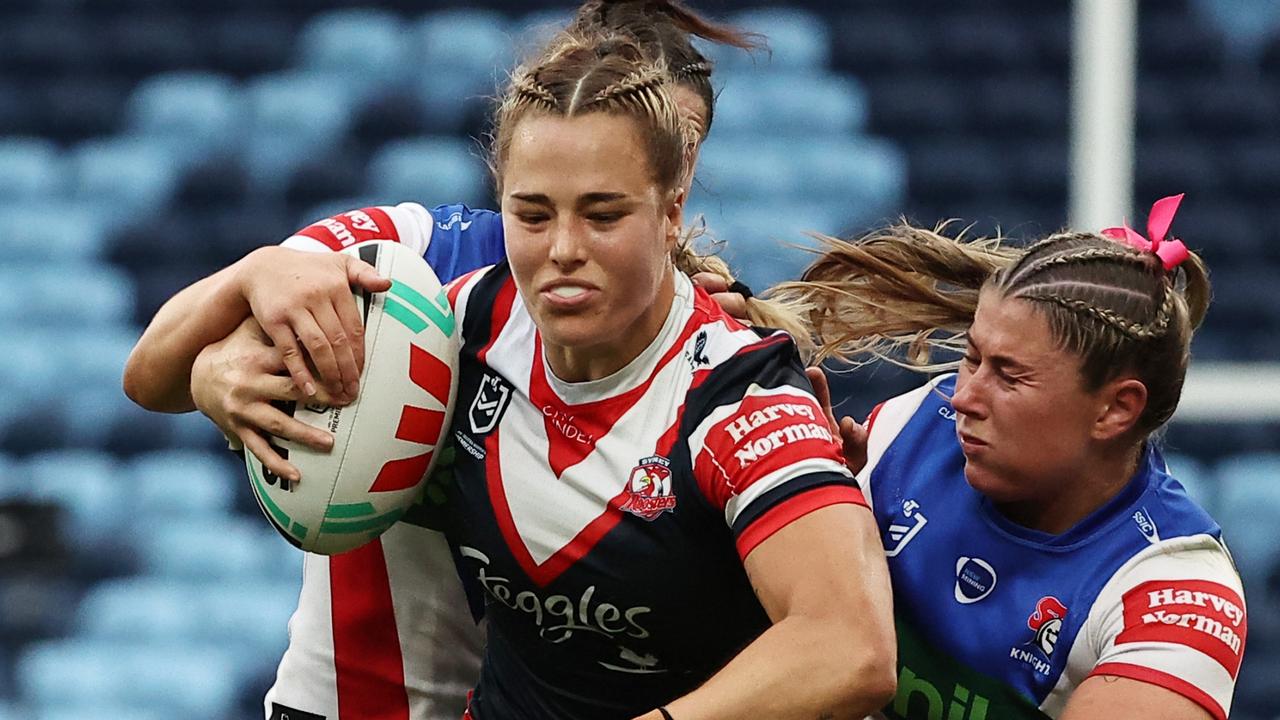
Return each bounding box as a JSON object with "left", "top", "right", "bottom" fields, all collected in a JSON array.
[
  {"left": 504, "top": 112, "right": 654, "bottom": 195},
  {"left": 970, "top": 291, "right": 1061, "bottom": 364}
]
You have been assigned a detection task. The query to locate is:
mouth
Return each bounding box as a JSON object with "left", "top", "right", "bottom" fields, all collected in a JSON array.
[
  {"left": 957, "top": 430, "right": 988, "bottom": 451},
  {"left": 539, "top": 280, "right": 600, "bottom": 308}
]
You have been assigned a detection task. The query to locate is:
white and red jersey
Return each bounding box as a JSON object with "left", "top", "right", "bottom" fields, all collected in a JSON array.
[
  {"left": 265, "top": 203, "right": 504, "bottom": 720},
  {"left": 444, "top": 264, "right": 865, "bottom": 719},
  {"left": 862, "top": 376, "right": 1247, "bottom": 720}
]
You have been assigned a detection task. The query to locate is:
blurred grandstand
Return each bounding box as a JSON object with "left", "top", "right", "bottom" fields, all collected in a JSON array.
[{"left": 0, "top": 0, "right": 1276, "bottom": 718}]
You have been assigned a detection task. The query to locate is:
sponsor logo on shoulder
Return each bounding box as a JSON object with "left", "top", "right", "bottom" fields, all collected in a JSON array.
[
  {"left": 885, "top": 499, "right": 928, "bottom": 558},
  {"left": 954, "top": 556, "right": 997, "bottom": 604},
  {"left": 1117, "top": 579, "right": 1246, "bottom": 678},
  {"left": 1010, "top": 596, "right": 1068, "bottom": 676},
  {"left": 1132, "top": 506, "right": 1160, "bottom": 544},
  {"left": 436, "top": 211, "right": 473, "bottom": 232},
  {"left": 620, "top": 455, "right": 677, "bottom": 520},
  {"left": 469, "top": 372, "right": 512, "bottom": 435},
  {"left": 684, "top": 329, "right": 710, "bottom": 370}
]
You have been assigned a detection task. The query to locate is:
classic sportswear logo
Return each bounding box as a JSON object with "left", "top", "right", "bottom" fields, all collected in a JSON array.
[
  {"left": 954, "top": 556, "right": 997, "bottom": 604},
  {"left": 885, "top": 499, "right": 928, "bottom": 558},
  {"left": 1118, "top": 579, "right": 1246, "bottom": 678},
  {"left": 436, "top": 211, "right": 473, "bottom": 232}
]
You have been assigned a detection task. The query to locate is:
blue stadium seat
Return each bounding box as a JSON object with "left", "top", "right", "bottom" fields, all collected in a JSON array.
[
  {"left": 865, "top": 75, "right": 967, "bottom": 139},
  {"left": 368, "top": 137, "right": 489, "bottom": 208},
  {"left": 127, "top": 449, "right": 237, "bottom": 518},
  {"left": 0, "top": 203, "right": 107, "bottom": 263},
  {"left": 125, "top": 72, "right": 241, "bottom": 164},
  {"left": 35, "top": 708, "right": 165, "bottom": 720},
  {"left": 0, "top": 453, "right": 19, "bottom": 499},
  {"left": 40, "top": 76, "right": 128, "bottom": 143},
  {"left": 70, "top": 139, "right": 179, "bottom": 222},
  {"left": 1215, "top": 453, "right": 1280, "bottom": 638},
  {"left": 416, "top": 9, "right": 512, "bottom": 79},
  {"left": 687, "top": 200, "right": 846, "bottom": 290},
  {"left": 76, "top": 579, "right": 202, "bottom": 643},
  {"left": 696, "top": 137, "right": 806, "bottom": 201},
  {"left": 22, "top": 450, "right": 125, "bottom": 544},
  {"left": 207, "top": 12, "right": 296, "bottom": 79},
  {"left": 0, "top": 572, "right": 78, "bottom": 647},
  {"left": 0, "top": 265, "right": 135, "bottom": 328},
  {"left": 796, "top": 137, "right": 908, "bottom": 220},
  {"left": 16, "top": 640, "right": 239, "bottom": 718},
  {"left": 200, "top": 580, "right": 299, "bottom": 667},
  {"left": 514, "top": 9, "right": 573, "bottom": 55},
  {"left": 243, "top": 73, "right": 354, "bottom": 194},
  {"left": 297, "top": 9, "right": 407, "bottom": 97},
  {"left": 712, "top": 72, "right": 867, "bottom": 137},
  {"left": 134, "top": 516, "right": 291, "bottom": 579},
  {"left": 725, "top": 8, "right": 830, "bottom": 71},
  {"left": 0, "top": 138, "right": 63, "bottom": 200},
  {"left": 1190, "top": 0, "right": 1280, "bottom": 60}
]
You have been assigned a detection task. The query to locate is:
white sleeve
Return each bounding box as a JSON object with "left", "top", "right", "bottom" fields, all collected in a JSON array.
[
  {"left": 855, "top": 375, "right": 947, "bottom": 508},
  {"left": 280, "top": 203, "right": 436, "bottom": 256},
  {"left": 1071, "top": 535, "right": 1246, "bottom": 720}
]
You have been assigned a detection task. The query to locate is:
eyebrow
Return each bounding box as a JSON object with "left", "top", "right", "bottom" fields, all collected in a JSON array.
[
  {"left": 508, "top": 191, "right": 630, "bottom": 208},
  {"left": 966, "top": 334, "right": 1032, "bottom": 373}
]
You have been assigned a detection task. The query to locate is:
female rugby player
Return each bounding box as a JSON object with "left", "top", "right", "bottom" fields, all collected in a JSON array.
[
  {"left": 127, "top": 8, "right": 890, "bottom": 717},
  {"left": 787, "top": 196, "right": 1246, "bottom": 720}
]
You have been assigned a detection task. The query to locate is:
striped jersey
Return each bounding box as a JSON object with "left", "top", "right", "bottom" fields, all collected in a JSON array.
[
  {"left": 444, "top": 262, "right": 865, "bottom": 719},
  {"left": 861, "top": 376, "right": 1246, "bottom": 720},
  {"left": 266, "top": 203, "right": 504, "bottom": 720}
]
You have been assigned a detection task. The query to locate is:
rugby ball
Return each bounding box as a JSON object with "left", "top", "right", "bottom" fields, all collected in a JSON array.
[{"left": 245, "top": 240, "right": 459, "bottom": 555}]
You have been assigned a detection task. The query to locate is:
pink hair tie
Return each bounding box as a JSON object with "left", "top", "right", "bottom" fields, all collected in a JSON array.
[{"left": 1101, "top": 193, "right": 1191, "bottom": 271}]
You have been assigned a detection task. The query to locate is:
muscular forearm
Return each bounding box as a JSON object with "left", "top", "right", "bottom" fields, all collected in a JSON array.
[
  {"left": 123, "top": 259, "right": 252, "bottom": 413},
  {"left": 647, "top": 614, "right": 896, "bottom": 720}
]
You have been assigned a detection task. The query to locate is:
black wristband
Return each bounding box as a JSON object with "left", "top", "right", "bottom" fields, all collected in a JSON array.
[
  {"left": 728, "top": 279, "right": 754, "bottom": 300},
  {"left": 658, "top": 708, "right": 675, "bottom": 720}
]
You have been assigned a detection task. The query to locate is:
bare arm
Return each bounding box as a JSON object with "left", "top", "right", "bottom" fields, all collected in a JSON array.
[
  {"left": 123, "top": 246, "right": 389, "bottom": 413},
  {"left": 1060, "top": 676, "right": 1214, "bottom": 720},
  {"left": 636, "top": 503, "right": 897, "bottom": 720}
]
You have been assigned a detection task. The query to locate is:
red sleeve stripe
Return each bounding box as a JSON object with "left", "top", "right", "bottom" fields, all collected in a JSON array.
[
  {"left": 735, "top": 484, "right": 867, "bottom": 560},
  {"left": 294, "top": 206, "right": 401, "bottom": 251},
  {"left": 477, "top": 276, "right": 518, "bottom": 365},
  {"left": 864, "top": 401, "right": 886, "bottom": 434},
  {"left": 1089, "top": 662, "right": 1226, "bottom": 720},
  {"left": 446, "top": 267, "right": 486, "bottom": 310},
  {"left": 330, "top": 541, "right": 411, "bottom": 720}
]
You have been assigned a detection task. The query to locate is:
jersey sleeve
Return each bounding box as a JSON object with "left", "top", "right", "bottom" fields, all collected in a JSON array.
[
  {"left": 686, "top": 336, "right": 867, "bottom": 560},
  {"left": 1083, "top": 536, "right": 1246, "bottom": 720},
  {"left": 853, "top": 375, "right": 947, "bottom": 510},
  {"left": 282, "top": 202, "right": 506, "bottom": 283}
]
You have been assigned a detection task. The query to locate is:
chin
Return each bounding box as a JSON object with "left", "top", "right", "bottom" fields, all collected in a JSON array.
[{"left": 962, "top": 460, "right": 1019, "bottom": 503}]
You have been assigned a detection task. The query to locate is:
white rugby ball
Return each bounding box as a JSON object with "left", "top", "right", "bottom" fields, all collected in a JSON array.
[{"left": 245, "top": 240, "right": 459, "bottom": 555}]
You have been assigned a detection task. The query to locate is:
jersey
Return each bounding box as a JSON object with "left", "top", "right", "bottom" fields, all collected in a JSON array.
[
  {"left": 265, "top": 203, "right": 505, "bottom": 720},
  {"left": 860, "top": 375, "right": 1246, "bottom": 720},
  {"left": 444, "top": 263, "right": 866, "bottom": 719}
]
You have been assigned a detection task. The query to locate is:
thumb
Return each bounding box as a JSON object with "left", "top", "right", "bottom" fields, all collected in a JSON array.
[{"left": 345, "top": 255, "right": 392, "bottom": 292}]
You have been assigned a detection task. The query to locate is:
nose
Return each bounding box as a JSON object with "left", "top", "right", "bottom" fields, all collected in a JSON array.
[
  {"left": 950, "top": 369, "right": 987, "bottom": 420},
  {"left": 548, "top": 220, "right": 587, "bottom": 269}
]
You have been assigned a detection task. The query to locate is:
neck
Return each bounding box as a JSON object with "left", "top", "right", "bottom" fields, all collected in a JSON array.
[
  {"left": 542, "top": 271, "right": 677, "bottom": 383},
  {"left": 997, "top": 442, "right": 1145, "bottom": 535}
]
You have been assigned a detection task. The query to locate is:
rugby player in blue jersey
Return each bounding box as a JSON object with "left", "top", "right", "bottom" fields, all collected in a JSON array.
[{"left": 788, "top": 198, "right": 1246, "bottom": 720}]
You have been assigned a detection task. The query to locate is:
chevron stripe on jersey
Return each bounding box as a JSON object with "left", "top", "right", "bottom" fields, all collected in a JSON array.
[
  {"left": 444, "top": 263, "right": 864, "bottom": 720},
  {"left": 863, "top": 375, "right": 1245, "bottom": 720}
]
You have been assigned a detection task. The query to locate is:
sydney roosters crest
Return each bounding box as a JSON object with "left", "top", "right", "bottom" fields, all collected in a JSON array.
[{"left": 620, "top": 455, "right": 677, "bottom": 521}]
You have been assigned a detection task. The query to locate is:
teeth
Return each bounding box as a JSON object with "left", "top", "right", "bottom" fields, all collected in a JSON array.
[{"left": 550, "top": 286, "right": 588, "bottom": 299}]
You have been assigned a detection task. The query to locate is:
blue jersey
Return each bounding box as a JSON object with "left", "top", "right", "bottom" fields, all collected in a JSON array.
[{"left": 860, "top": 376, "right": 1246, "bottom": 720}]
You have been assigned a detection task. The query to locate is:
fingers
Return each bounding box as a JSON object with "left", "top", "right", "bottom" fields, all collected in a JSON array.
[
  {"left": 311, "top": 302, "right": 359, "bottom": 399},
  {"left": 805, "top": 366, "right": 840, "bottom": 435},
  {"left": 691, "top": 272, "right": 729, "bottom": 294},
  {"left": 345, "top": 254, "right": 391, "bottom": 293},
  {"left": 710, "top": 291, "right": 750, "bottom": 321},
  {"left": 840, "top": 416, "right": 870, "bottom": 475},
  {"left": 260, "top": 321, "right": 317, "bottom": 398},
  {"left": 332, "top": 282, "right": 367, "bottom": 375},
  {"left": 239, "top": 397, "right": 334, "bottom": 452},
  {"left": 290, "top": 311, "right": 344, "bottom": 397},
  {"left": 241, "top": 430, "right": 302, "bottom": 487}
]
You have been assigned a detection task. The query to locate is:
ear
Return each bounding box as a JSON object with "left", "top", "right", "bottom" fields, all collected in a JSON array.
[
  {"left": 1091, "top": 377, "right": 1148, "bottom": 441},
  {"left": 664, "top": 185, "right": 686, "bottom": 250}
]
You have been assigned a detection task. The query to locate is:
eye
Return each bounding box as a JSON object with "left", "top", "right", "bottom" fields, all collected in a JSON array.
[
  {"left": 587, "top": 212, "right": 625, "bottom": 225},
  {"left": 517, "top": 212, "right": 549, "bottom": 226}
]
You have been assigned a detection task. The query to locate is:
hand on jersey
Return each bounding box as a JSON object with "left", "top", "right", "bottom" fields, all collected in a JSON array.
[
  {"left": 191, "top": 316, "right": 344, "bottom": 482},
  {"left": 238, "top": 245, "right": 391, "bottom": 400},
  {"left": 806, "top": 367, "right": 868, "bottom": 475},
  {"left": 690, "top": 272, "right": 750, "bottom": 321}
]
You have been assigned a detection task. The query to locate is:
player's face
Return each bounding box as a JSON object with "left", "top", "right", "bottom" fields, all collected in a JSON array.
[
  {"left": 951, "top": 291, "right": 1112, "bottom": 523},
  {"left": 502, "top": 112, "right": 683, "bottom": 382}
]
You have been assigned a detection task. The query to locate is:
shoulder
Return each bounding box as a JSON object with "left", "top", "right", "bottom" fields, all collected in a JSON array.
[
  {"left": 858, "top": 373, "right": 955, "bottom": 486},
  {"left": 444, "top": 261, "right": 515, "bottom": 351}
]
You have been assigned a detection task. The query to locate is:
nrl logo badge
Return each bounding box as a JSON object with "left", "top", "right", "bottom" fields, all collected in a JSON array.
[
  {"left": 620, "top": 455, "right": 677, "bottom": 521},
  {"left": 469, "top": 372, "right": 512, "bottom": 435}
]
